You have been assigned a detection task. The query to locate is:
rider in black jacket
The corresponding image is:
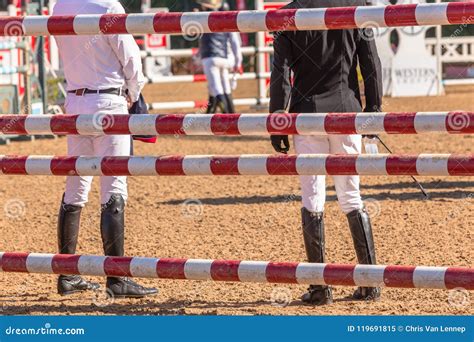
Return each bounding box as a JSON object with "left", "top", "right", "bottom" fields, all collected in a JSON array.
[{"left": 270, "top": 0, "right": 383, "bottom": 306}]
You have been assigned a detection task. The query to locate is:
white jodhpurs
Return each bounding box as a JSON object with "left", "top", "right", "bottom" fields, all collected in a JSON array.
[
  {"left": 202, "top": 57, "right": 232, "bottom": 97},
  {"left": 294, "top": 134, "right": 364, "bottom": 214},
  {"left": 63, "top": 93, "right": 130, "bottom": 206}
]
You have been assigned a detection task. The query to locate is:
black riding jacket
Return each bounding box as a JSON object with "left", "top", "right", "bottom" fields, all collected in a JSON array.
[{"left": 269, "top": 0, "right": 383, "bottom": 114}]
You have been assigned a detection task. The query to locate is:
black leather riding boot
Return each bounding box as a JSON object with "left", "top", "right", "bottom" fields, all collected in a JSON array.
[
  {"left": 101, "top": 194, "right": 125, "bottom": 257},
  {"left": 224, "top": 93, "right": 236, "bottom": 113},
  {"left": 215, "top": 94, "right": 230, "bottom": 113},
  {"left": 101, "top": 195, "right": 158, "bottom": 298},
  {"left": 206, "top": 96, "right": 217, "bottom": 114},
  {"left": 347, "top": 209, "right": 381, "bottom": 301},
  {"left": 57, "top": 197, "right": 100, "bottom": 296},
  {"left": 300, "top": 208, "right": 333, "bottom": 305},
  {"left": 58, "top": 200, "right": 82, "bottom": 255}
]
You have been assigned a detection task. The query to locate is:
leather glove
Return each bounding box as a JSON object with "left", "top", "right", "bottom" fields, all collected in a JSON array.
[
  {"left": 271, "top": 135, "right": 290, "bottom": 154},
  {"left": 364, "top": 105, "right": 382, "bottom": 113}
]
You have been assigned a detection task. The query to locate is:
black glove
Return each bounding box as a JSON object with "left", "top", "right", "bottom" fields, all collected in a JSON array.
[
  {"left": 364, "top": 105, "right": 382, "bottom": 113},
  {"left": 271, "top": 135, "right": 290, "bottom": 154}
]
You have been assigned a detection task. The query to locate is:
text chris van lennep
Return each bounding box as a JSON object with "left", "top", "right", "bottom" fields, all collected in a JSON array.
[{"left": 347, "top": 325, "right": 467, "bottom": 334}]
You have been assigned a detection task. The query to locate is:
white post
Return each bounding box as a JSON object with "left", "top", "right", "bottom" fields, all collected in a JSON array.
[
  {"left": 48, "top": 0, "right": 60, "bottom": 71},
  {"left": 435, "top": 0, "right": 444, "bottom": 94},
  {"left": 141, "top": 0, "right": 151, "bottom": 13},
  {"left": 256, "top": 0, "right": 268, "bottom": 107},
  {"left": 7, "top": 4, "right": 17, "bottom": 86}
]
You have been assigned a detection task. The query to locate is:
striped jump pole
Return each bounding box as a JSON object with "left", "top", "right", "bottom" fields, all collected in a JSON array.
[
  {"left": 1, "top": 252, "right": 472, "bottom": 290},
  {"left": 140, "top": 46, "right": 273, "bottom": 58},
  {"left": 0, "top": 154, "right": 473, "bottom": 177},
  {"left": 0, "top": 66, "right": 27, "bottom": 75},
  {"left": 1, "top": 112, "right": 472, "bottom": 136},
  {"left": 0, "top": 41, "right": 26, "bottom": 50},
  {"left": 147, "top": 72, "right": 269, "bottom": 84},
  {"left": 148, "top": 98, "right": 270, "bottom": 111},
  {"left": 0, "top": 2, "right": 472, "bottom": 37}
]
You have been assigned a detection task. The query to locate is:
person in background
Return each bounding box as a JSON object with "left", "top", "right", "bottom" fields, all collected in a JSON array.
[
  {"left": 197, "top": 0, "right": 243, "bottom": 113},
  {"left": 53, "top": 0, "right": 157, "bottom": 299},
  {"left": 269, "top": 0, "right": 383, "bottom": 306}
]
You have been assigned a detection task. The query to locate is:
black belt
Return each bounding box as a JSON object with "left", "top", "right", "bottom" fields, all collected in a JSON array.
[{"left": 68, "top": 88, "right": 125, "bottom": 97}]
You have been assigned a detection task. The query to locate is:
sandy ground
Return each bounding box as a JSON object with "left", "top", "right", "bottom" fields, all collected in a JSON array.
[{"left": 0, "top": 83, "right": 472, "bottom": 316}]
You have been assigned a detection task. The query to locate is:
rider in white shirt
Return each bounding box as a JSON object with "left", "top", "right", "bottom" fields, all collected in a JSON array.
[{"left": 53, "top": 0, "right": 157, "bottom": 299}]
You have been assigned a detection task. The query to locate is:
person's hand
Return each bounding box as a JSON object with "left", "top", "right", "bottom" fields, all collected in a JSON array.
[
  {"left": 271, "top": 135, "right": 290, "bottom": 154},
  {"left": 364, "top": 105, "right": 382, "bottom": 113},
  {"left": 127, "top": 95, "right": 133, "bottom": 109},
  {"left": 234, "top": 65, "right": 243, "bottom": 75}
]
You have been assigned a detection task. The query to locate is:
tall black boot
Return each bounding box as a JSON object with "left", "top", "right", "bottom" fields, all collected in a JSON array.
[
  {"left": 215, "top": 94, "right": 231, "bottom": 113},
  {"left": 300, "top": 208, "right": 333, "bottom": 306},
  {"left": 57, "top": 197, "right": 100, "bottom": 296},
  {"left": 347, "top": 209, "right": 381, "bottom": 301},
  {"left": 102, "top": 195, "right": 158, "bottom": 298},
  {"left": 206, "top": 96, "right": 218, "bottom": 114},
  {"left": 224, "top": 93, "right": 236, "bottom": 113}
]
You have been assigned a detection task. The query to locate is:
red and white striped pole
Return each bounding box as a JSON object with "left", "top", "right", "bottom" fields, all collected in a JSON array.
[
  {"left": 147, "top": 72, "right": 269, "bottom": 84},
  {"left": 1, "top": 154, "right": 473, "bottom": 176},
  {"left": 0, "top": 2, "right": 472, "bottom": 36},
  {"left": 1, "top": 112, "right": 472, "bottom": 136},
  {"left": 1, "top": 252, "right": 472, "bottom": 290},
  {"left": 140, "top": 46, "right": 273, "bottom": 58}
]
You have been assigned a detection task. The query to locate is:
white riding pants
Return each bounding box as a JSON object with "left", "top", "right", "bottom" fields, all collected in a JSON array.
[
  {"left": 64, "top": 93, "right": 130, "bottom": 206},
  {"left": 202, "top": 57, "right": 232, "bottom": 97},
  {"left": 294, "top": 134, "right": 364, "bottom": 214}
]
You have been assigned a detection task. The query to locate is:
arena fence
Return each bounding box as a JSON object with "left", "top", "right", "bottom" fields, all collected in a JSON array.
[
  {"left": 0, "top": 66, "right": 27, "bottom": 75},
  {"left": 147, "top": 72, "right": 270, "bottom": 84},
  {"left": 1, "top": 154, "right": 473, "bottom": 177},
  {"left": 0, "top": 252, "right": 472, "bottom": 290},
  {"left": 140, "top": 46, "right": 273, "bottom": 58},
  {"left": 0, "top": 2, "right": 472, "bottom": 36},
  {"left": 1, "top": 112, "right": 473, "bottom": 136},
  {"left": 147, "top": 98, "right": 270, "bottom": 111},
  {"left": 0, "top": 41, "right": 26, "bottom": 50}
]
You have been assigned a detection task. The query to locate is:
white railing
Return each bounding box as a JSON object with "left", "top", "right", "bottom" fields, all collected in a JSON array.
[{"left": 426, "top": 37, "right": 474, "bottom": 63}]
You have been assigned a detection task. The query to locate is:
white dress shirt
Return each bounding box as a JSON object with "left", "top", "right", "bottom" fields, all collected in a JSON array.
[
  {"left": 53, "top": 0, "right": 146, "bottom": 102},
  {"left": 229, "top": 32, "right": 243, "bottom": 68}
]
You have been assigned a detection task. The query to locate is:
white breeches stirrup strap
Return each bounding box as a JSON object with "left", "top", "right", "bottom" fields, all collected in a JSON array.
[
  {"left": 202, "top": 57, "right": 233, "bottom": 97},
  {"left": 294, "top": 134, "right": 364, "bottom": 214},
  {"left": 64, "top": 93, "right": 130, "bottom": 206}
]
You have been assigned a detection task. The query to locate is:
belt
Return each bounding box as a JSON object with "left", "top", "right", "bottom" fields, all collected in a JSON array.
[{"left": 68, "top": 88, "right": 126, "bottom": 97}]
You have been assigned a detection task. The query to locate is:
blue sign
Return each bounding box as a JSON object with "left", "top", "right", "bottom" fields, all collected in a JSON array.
[{"left": 0, "top": 316, "right": 472, "bottom": 342}]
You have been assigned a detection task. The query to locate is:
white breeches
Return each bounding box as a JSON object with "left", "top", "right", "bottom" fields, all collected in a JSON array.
[
  {"left": 64, "top": 93, "right": 130, "bottom": 206},
  {"left": 294, "top": 135, "right": 364, "bottom": 214},
  {"left": 202, "top": 57, "right": 232, "bottom": 97}
]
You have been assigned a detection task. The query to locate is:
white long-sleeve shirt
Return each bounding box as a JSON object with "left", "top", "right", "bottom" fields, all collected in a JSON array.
[
  {"left": 229, "top": 32, "right": 243, "bottom": 68},
  {"left": 53, "top": 0, "right": 145, "bottom": 102}
]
